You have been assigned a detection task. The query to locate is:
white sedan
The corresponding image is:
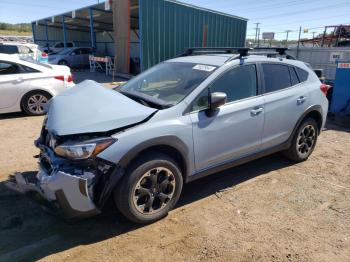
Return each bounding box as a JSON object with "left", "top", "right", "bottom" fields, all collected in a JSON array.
[{"left": 0, "top": 54, "right": 74, "bottom": 115}]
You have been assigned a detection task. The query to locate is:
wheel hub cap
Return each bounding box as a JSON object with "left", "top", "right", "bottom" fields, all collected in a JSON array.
[
  {"left": 297, "top": 124, "right": 316, "bottom": 156},
  {"left": 27, "top": 94, "right": 48, "bottom": 114},
  {"left": 133, "top": 167, "right": 176, "bottom": 215}
]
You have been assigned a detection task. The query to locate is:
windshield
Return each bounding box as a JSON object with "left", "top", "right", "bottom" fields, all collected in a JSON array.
[{"left": 118, "top": 62, "right": 216, "bottom": 107}]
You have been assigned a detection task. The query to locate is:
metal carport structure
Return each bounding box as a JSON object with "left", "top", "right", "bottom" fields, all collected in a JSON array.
[
  {"left": 32, "top": 2, "right": 116, "bottom": 57},
  {"left": 32, "top": 0, "right": 247, "bottom": 75}
]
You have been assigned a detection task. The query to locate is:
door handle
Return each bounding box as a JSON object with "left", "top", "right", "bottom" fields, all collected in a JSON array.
[
  {"left": 251, "top": 107, "right": 264, "bottom": 116},
  {"left": 297, "top": 96, "right": 307, "bottom": 105},
  {"left": 15, "top": 77, "right": 24, "bottom": 83}
]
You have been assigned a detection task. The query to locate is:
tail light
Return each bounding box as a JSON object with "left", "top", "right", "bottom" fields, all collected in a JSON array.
[
  {"left": 54, "top": 76, "right": 64, "bottom": 81},
  {"left": 67, "top": 75, "right": 73, "bottom": 83},
  {"left": 41, "top": 52, "right": 48, "bottom": 57},
  {"left": 320, "top": 84, "right": 330, "bottom": 96},
  {"left": 54, "top": 75, "right": 73, "bottom": 83}
]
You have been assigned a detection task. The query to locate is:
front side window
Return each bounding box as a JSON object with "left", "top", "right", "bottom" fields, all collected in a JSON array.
[
  {"left": 118, "top": 62, "right": 215, "bottom": 108},
  {"left": 72, "top": 49, "right": 81, "bottom": 55},
  {"left": 192, "top": 64, "right": 257, "bottom": 111},
  {"left": 262, "top": 64, "right": 292, "bottom": 93},
  {"left": 81, "top": 48, "right": 91, "bottom": 54}
]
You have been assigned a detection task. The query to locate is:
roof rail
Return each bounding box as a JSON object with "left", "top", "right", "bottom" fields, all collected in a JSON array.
[
  {"left": 180, "top": 47, "right": 252, "bottom": 58},
  {"left": 178, "top": 47, "right": 296, "bottom": 62},
  {"left": 252, "top": 47, "right": 289, "bottom": 56}
]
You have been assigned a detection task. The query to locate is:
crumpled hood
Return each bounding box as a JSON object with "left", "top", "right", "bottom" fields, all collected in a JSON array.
[{"left": 46, "top": 80, "right": 157, "bottom": 136}]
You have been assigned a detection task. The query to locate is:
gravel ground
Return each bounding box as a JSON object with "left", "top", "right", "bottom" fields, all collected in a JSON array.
[{"left": 0, "top": 113, "right": 349, "bottom": 262}]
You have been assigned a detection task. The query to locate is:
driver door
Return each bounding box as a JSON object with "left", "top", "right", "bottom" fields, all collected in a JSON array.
[
  {"left": 189, "top": 64, "right": 265, "bottom": 172},
  {"left": 68, "top": 49, "right": 82, "bottom": 67}
]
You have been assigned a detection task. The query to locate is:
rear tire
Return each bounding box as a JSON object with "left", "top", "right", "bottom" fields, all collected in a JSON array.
[
  {"left": 284, "top": 118, "right": 319, "bottom": 162},
  {"left": 114, "top": 153, "right": 183, "bottom": 224},
  {"left": 21, "top": 91, "right": 51, "bottom": 116}
]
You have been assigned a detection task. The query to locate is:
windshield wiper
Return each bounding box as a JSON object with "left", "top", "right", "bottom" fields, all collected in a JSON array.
[{"left": 119, "top": 90, "right": 173, "bottom": 109}]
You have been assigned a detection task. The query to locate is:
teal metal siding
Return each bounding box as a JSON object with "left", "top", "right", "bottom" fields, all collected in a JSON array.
[{"left": 139, "top": 0, "right": 247, "bottom": 70}]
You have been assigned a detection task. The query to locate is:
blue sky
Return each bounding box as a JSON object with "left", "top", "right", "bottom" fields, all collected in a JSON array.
[{"left": 0, "top": 0, "right": 349, "bottom": 40}]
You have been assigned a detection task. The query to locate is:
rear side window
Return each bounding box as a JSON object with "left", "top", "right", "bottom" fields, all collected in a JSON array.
[
  {"left": 262, "top": 64, "right": 291, "bottom": 93},
  {"left": 289, "top": 67, "right": 300, "bottom": 86},
  {"left": 21, "top": 65, "right": 40, "bottom": 73},
  {"left": 67, "top": 42, "right": 74, "bottom": 48},
  {"left": 0, "top": 61, "right": 39, "bottom": 75},
  {"left": 0, "top": 61, "right": 21, "bottom": 75},
  {"left": 295, "top": 67, "right": 309, "bottom": 82}
]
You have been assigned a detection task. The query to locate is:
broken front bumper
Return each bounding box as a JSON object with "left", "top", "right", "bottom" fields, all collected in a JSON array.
[
  {"left": 5, "top": 157, "right": 100, "bottom": 220},
  {"left": 6, "top": 170, "right": 100, "bottom": 220}
]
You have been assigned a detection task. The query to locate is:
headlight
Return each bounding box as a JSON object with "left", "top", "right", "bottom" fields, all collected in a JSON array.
[{"left": 54, "top": 137, "right": 116, "bottom": 159}]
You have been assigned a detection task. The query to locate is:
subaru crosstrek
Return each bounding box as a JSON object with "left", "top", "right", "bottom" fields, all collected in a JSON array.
[{"left": 7, "top": 48, "right": 329, "bottom": 224}]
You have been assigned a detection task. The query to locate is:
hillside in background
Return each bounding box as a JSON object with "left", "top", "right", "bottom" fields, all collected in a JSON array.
[{"left": 0, "top": 22, "right": 32, "bottom": 36}]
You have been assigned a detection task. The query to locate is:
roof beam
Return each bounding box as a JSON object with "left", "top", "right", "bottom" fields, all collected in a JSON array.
[
  {"left": 63, "top": 15, "right": 114, "bottom": 27},
  {"left": 92, "top": 7, "right": 113, "bottom": 14}
]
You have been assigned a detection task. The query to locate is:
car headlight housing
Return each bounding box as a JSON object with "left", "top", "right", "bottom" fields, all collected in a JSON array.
[{"left": 54, "top": 137, "right": 116, "bottom": 160}]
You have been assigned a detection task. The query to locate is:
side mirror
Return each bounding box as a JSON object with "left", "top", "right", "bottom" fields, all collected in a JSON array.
[
  {"left": 206, "top": 92, "right": 227, "bottom": 116},
  {"left": 210, "top": 92, "right": 227, "bottom": 110}
]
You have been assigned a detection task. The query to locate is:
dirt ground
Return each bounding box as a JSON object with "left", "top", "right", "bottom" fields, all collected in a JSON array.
[{"left": 0, "top": 112, "right": 349, "bottom": 262}]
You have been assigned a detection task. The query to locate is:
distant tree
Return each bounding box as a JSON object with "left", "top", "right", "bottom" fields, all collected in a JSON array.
[{"left": 0, "top": 22, "right": 32, "bottom": 32}]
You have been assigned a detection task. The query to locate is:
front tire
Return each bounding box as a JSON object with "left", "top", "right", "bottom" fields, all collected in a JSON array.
[
  {"left": 58, "top": 60, "right": 68, "bottom": 66},
  {"left": 114, "top": 153, "right": 183, "bottom": 224},
  {"left": 21, "top": 91, "right": 51, "bottom": 116},
  {"left": 284, "top": 118, "right": 319, "bottom": 162}
]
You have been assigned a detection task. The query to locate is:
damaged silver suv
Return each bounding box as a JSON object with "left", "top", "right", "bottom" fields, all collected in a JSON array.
[{"left": 7, "top": 48, "right": 329, "bottom": 223}]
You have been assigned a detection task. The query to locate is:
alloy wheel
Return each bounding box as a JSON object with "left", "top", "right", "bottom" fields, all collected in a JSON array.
[
  {"left": 27, "top": 94, "right": 48, "bottom": 115},
  {"left": 297, "top": 124, "right": 316, "bottom": 157},
  {"left": 133, "top": 167, "right": 176, "bottom": 215}
]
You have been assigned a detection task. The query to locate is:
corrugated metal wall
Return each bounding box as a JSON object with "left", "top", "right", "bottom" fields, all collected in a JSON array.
[
  {"left": 139, "top": 0, "right": 247, "bottom": 70},
  {"left": 288, "top": 47, "right": 350, "bottom": 80},
  {"left": 34, "top": 25, "right": 91, "bottom": 47},
  {"left": 33, "top": 25, "right": 115, "bottom": 56}
]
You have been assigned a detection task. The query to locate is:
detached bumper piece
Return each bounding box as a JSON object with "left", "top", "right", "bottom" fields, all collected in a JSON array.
[{"left": 5, "top": 170, "right": 100, "bottom": 220}]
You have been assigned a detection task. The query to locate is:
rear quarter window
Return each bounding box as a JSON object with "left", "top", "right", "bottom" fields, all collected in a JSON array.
[
  {"left": 295, "top": 67, "right": 309, "bottom": 82},
  {"left": 289, "top": 66, "right": 300, "bottom": 86}
]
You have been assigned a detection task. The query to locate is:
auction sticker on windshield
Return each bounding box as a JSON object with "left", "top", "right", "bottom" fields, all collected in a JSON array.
[{"left": 193, "top": 64, "right": 216, "bottom": 72}]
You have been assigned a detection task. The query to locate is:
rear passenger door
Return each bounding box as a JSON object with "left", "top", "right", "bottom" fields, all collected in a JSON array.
[{"left": 260, "top": 63, "right": 310, "bottom": 150}]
